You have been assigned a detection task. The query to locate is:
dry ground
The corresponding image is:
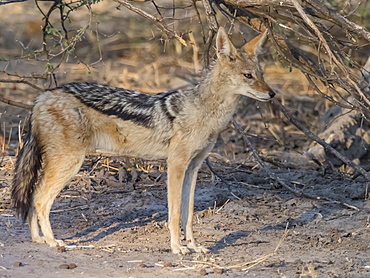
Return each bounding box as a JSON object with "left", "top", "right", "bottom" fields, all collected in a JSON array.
[{"left": 1, "top": 155, "right": 370, "bottom": 277}]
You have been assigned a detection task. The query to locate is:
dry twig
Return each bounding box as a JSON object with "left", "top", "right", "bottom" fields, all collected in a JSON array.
[
  {"left": 114, "top": 0, "right": 187, "bottom": 46},
  {"left": 0, "top": 94, "right": 32, "bottom": 110},
  {"left": 205, "top": 158, "right": 241, "bottom": 200},
  {"left": 0, "top": 78, "right": 43, "bottom": 92}
]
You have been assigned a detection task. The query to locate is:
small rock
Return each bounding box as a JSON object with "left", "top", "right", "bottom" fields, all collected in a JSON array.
[
  {"left": 139, "top": 263, "right": 148, "bottom": 268},
  {"left": 69, "top": 263, "right": 77, "bottom": 269},
  {"left": 59, "top": 264, "right": 70, "bottom": 269},
  {"left": 13, "top": 262, "right": 22, "bottom": 267},
  {"left": 200, "top": 268, "right": 207, "bottom": 276},
  {"left": 57, "top": 246, "right": 66, "bottom": 253},
  {"left": 163, "top": 262, "right": 173, "bottom": 267},
  {"left": 214, "top": 267, "right": 223, "bottom": 274}
]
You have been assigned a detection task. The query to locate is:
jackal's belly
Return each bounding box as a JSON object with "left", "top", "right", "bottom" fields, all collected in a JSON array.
[{"left": 90, "top": 117, "right": 171, "bottom": 160}]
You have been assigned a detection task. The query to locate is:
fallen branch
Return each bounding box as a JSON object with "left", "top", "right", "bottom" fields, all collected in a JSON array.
[
  {"left": 272, "top": 98, "right": 370, "bottom": 181},
  {"left": 232, "top": 118, "right": 360, "bottom": 211}
]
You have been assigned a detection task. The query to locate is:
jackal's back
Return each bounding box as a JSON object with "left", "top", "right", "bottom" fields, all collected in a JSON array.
[{"left": 60, "top": 82, "right": 185, "bottom": 128}]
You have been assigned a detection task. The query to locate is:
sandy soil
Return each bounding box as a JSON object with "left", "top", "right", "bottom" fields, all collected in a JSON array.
[{"left": 1, "top": 156, "right": 369, "bottom": 278}]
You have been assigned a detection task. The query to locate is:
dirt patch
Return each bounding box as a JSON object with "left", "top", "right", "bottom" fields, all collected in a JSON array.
[{"left": 1, "top": 157, "right": 369, "bottom": 277}]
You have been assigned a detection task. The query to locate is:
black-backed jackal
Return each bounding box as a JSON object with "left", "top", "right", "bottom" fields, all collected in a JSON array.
[{"left": 12, "top": 27, "right": 275, "bottom": 254}]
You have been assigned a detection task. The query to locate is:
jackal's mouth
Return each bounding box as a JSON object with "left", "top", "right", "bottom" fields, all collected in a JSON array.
[{"left": 247, "top": 89, "right": 275, "bottom": 102}]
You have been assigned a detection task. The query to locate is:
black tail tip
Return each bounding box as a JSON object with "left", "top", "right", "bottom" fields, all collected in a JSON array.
[{"left": 12, "top": 198, "right": 30, "bottom": 222}]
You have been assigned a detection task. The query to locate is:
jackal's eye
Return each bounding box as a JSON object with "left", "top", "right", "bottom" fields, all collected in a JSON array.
[{"left": 243, "top": 73, "right": 253, "bottom": 79}]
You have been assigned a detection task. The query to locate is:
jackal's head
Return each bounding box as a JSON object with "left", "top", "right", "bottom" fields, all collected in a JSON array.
[{"left": 215, "top": 27, "right": 275, "bottom": 101}]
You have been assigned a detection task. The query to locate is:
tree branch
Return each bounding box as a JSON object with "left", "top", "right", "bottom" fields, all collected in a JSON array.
[
  {"left": 0, "top": 0, "right": 57, "bottom": 5},
  {"left": 0, "top": 94, "right": 32, "bottom": 110},
  {"left": 223, "top": 0, "right": 293, "bottom": 8},
  {"left": 114, "top": 0, "right": 187, "bottom": 46},
  {"left": 0, "top": 79, "right": 43, "bottom": 92},
  {"left": 306, "top": 0, "right": 370, "bottom": 43},
  {"left": 290, "top": 0, "right": 370, "bottom": 107}
]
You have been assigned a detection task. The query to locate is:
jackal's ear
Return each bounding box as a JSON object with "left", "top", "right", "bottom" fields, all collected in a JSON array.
[
  {"left": 243, "top": 30, "right": 268, "bottom": 57},
  {"left": 216, "top": 27, "right": 238, "bottom": 61}
]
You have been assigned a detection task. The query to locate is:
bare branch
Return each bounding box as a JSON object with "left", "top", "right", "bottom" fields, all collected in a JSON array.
[
  {"left": 114, "top": 0, "right": 187, "bottom": 46},
  {"left": 223, "top": 0, "right": 293, "bottom": 8},
  {"left": 290, "top": 0, "right": 370, "bottom": 107},
  {"left": 306, "top": 0, "right": 370, "bottom": 43},
  {"left": 0, "top": 0, "right": 58, "bottom": 5},
  {"left": 0, "top": 0, "right": 27, "bottom": 4},
  {"left": 290, "top": 0, "right": 340, "bottom": 73},
  {"left": 224, "top": 0, "right": 370, "bottom": 44},
  {"left": 202, "top": 0, "right": 218, "bottom": 32},
  {"left": 201, "top": 0, "right": 219, "bottom": 69},
  {"left": 0, "top": 79, "right": 43, "bottom": 92},
  {"left": 0, "top": 94, "right": 32, "bottom": 110}
]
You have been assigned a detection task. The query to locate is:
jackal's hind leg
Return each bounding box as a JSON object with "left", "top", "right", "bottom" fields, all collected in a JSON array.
[
  {"left": 33, "top": 153, "right": 85, "bottom": 247},
  {"left": 28, "top": 206, "right": 45, "bottom": 244}
]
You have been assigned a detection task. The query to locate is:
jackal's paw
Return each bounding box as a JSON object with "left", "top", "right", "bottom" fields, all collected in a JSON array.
[
  {"left": 171, "top": 245, "right": 192, "bottom": 255},
  {"left": 46, "top": 238, "right": 65, "bottom": 247},
  {"left": 32, "top": 236, "right": 46, "bottom": 244},
  {"left": 187, "top": 243, "right": 211, "bottom": 254}
]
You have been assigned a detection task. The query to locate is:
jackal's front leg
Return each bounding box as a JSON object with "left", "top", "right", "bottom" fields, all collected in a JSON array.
[
  {"left": 167, "top": 154, "right": 191, "bottom": 255},
  {"left": 180, "top": 148, "right": 212, "bottom": 254}
]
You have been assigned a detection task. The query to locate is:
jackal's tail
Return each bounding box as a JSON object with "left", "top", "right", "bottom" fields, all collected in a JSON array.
[{"left": 12, "top": 121, "right": 42, "bottom": 221}]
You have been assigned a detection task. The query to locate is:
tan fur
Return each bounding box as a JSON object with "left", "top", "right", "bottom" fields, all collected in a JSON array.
[{"left": 12, "top": 27, "right": 275, "bottom": 254}]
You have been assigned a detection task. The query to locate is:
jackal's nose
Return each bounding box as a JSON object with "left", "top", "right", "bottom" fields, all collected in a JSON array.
[{"left": 269, "top": 90, "right": 276, "bottom": 98}]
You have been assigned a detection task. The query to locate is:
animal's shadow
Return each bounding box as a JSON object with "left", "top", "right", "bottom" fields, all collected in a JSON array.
[
  {"left": 63, "top": 206, "right": 168, "bottom": 244},
  {"left": 209, "top": 205, "right": 334, "bottom": 253},
  {"left": 56, "top": 188, "right": 344, "bottom": 254}
]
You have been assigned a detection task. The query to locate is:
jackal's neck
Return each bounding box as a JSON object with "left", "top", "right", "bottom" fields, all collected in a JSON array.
[{"left": 193, "top": 63, "right": 239, "bottom": 112}]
